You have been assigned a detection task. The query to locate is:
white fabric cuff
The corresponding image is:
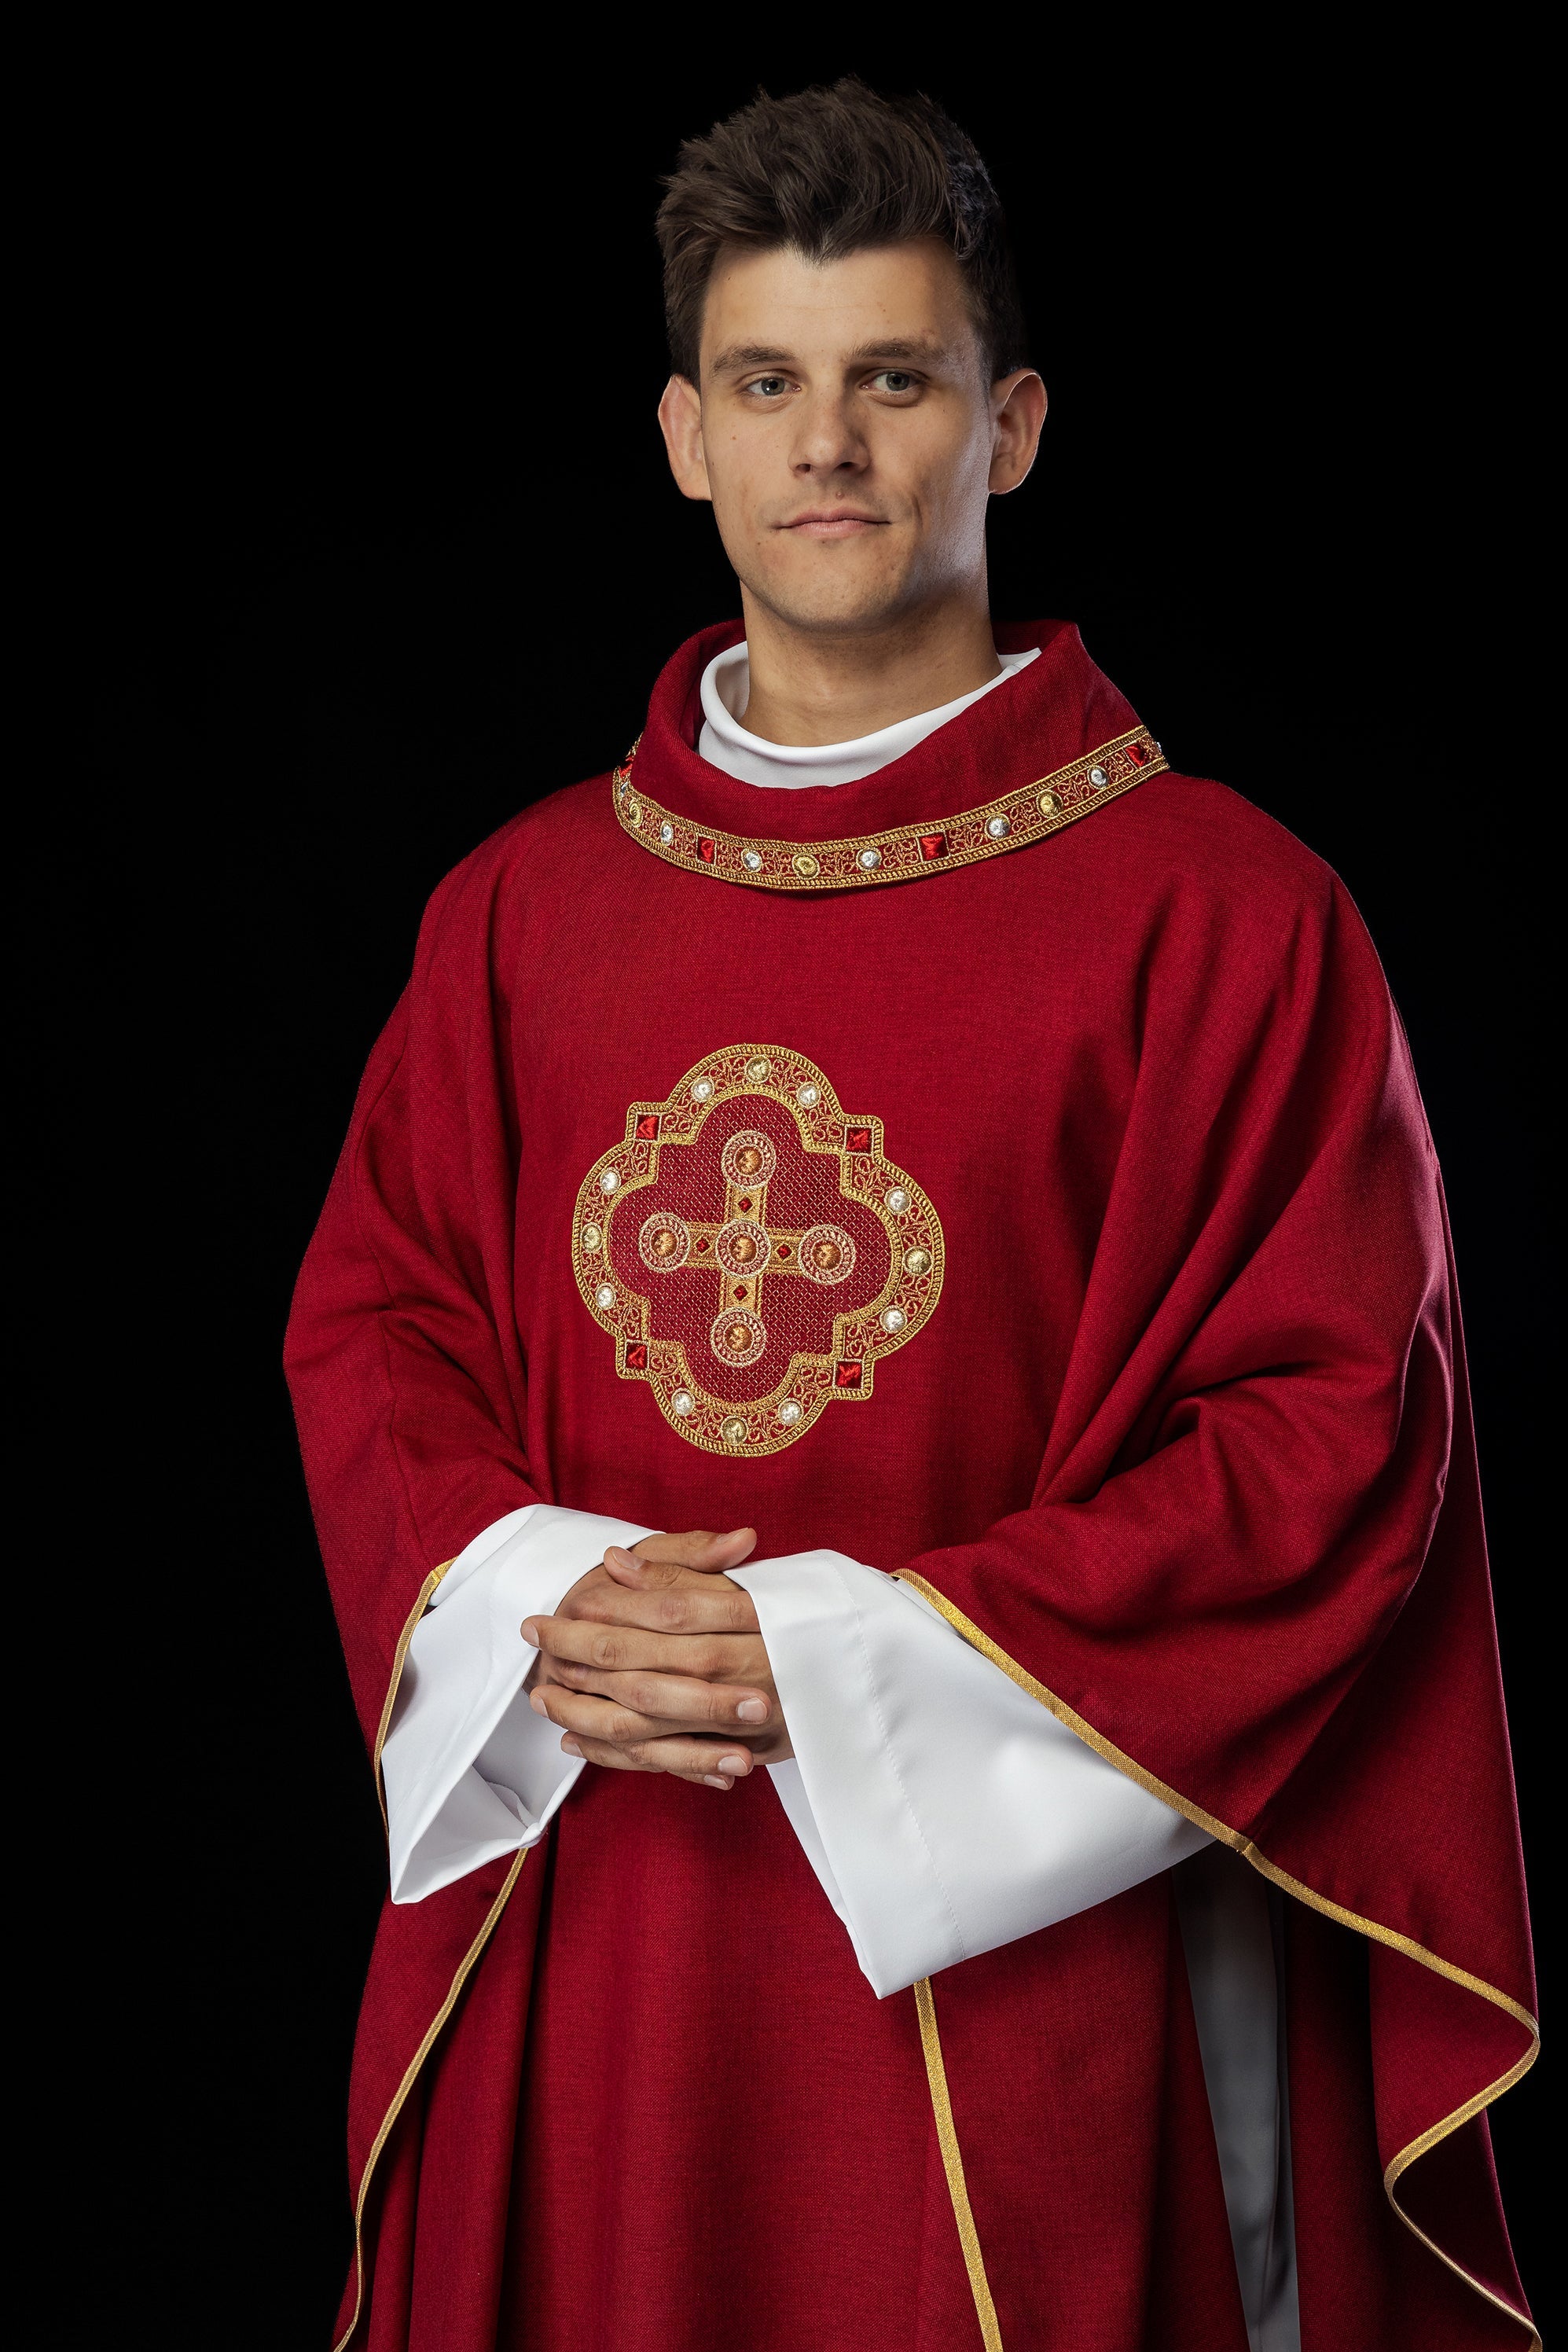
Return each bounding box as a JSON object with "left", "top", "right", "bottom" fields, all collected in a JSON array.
[
  {"left": 382, "top": 1503, "right": 654, "bottom": 1903},
  {"left": 732, "top": 1550, "right": 1210, "bottom": 1998}
]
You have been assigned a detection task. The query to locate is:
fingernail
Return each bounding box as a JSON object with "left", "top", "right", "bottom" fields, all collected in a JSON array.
[
  {"left": 718, "top": 1755, "right": 750, "bottom": 1777},
  {"left": 736, "top": 1699, "right": 767, "bottom": 1722},
  {"left": 520, "top": 1620, "right": 540, "bottom": 1646},
  {"left": 529, "top": 1692, "right": 547, "bottom": 1714},
  {"left": 606, "top": 1545, "right": 633, "bottom": 1569},
  {"left": 562, "top": 1737, "right": 583, "bottom": 1757},
  {"left": 703, "top": 1773, "right": 733, "bottom": 1790}
]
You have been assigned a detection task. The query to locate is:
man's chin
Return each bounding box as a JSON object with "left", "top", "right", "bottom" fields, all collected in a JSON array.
[{"left": 739, "top": 568, "right": 927, "bottom": 640}]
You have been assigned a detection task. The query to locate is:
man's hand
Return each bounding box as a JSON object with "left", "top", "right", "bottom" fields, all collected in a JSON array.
[{"left": 522, "top": 1527, "right": 791, "bottom": 1790}]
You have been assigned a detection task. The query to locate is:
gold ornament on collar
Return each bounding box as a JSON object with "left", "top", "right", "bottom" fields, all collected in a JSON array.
[
  {"left": 572, "top": 1045, "right": 944, "bottom": 1456},
  {"left": 611, "top": 725, "right": 1166, "bottom": 890}
]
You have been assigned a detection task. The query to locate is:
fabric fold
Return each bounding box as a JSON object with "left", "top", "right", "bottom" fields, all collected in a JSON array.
[
  {"left": 736, "top": 1549, "right": 1209, "bottom": 1997},
  {"left": 383, "top": 1504, "right": 654, "bottom": 1902}
]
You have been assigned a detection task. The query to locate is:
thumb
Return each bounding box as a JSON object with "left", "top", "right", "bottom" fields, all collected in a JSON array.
[{"left": 685, "top": 1525, "right": 758, "bottom": 1575}]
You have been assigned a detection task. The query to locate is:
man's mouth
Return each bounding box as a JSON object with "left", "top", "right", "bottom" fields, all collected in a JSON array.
[{"left": 778, "top": 510, "right": 888, "bottom": 538}]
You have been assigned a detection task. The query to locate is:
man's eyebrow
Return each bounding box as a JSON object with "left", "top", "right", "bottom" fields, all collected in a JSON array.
[
  {"left": 843, "top": 336, "right": 954, "bottom": 365},
  {"left": 707, "top": 344, "right": 796, "bottom": 376},
  {"left": 707, "top": 335, "right": 957, "bottom": 378}
]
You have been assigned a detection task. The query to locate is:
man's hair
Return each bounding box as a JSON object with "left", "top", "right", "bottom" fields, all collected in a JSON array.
[{"left": 656, "top": 79, "right": 1027, "bottom": 384}]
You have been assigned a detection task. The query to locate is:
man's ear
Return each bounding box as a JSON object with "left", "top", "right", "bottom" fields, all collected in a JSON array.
[
  {"left": 658, "top": 374, "right": 712, "bottom": 504},
  {"left": 988, "top": 369, "right": 1048, "bottom": 496}
]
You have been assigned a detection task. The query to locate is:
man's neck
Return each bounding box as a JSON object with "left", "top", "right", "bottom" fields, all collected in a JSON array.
[{"left": 736, "top": 587, "right": 1001, "bottom": 747}]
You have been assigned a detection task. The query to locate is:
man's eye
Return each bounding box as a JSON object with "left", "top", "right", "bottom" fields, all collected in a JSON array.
[
  {"left": 868, "top": 370, "right": 916, "bottom": 394},
  {"left": 749, "top": 376, "right": 790, "bottom": 398}
]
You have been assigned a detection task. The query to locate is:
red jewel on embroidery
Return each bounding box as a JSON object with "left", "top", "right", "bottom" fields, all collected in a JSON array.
[
  {"left": 635, "top": 1115, "right": 661, "bottom": 1140},
  {"left": 695, "top": 1238, "right": 711, "bottom": 1253},
  {"left": 845, "top": 1126, "right": 872, "bottom": 1152},
  {"left": 738, "top": 1196, "right": 753, "bottom": 1213},
  {"left": 625, "top": 1343, "right": 648, "bottom": 1371},
  {"left": 776, "top": 1244, "right": 791, "bottom": 1259},
  {"left": 1126, "top": 743, "right": 1148, "bottom": 766},
  {"left": 733, "top": 1284, "right": 747, "bottom": 1302},
  {"left": 834, "top": 1361, "right": 863, "bottom": 1388},
  {"left": 918, "top": 832, "right": 946, "bottom": 861},
  {"left": 698, "top": 838, "right": 716, "bottom": 862}
]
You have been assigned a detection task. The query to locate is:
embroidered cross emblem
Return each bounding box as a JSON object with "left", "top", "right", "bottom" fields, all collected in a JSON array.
[{"left": 573, "top": 1046, "right": 944, "bottom": 1455}]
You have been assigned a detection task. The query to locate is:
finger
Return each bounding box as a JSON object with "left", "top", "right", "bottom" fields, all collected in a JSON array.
[
  {"left": 567, "top": 1731, "right": 756, "bottom": 1784},
  {"left": 609, "top": 1527, "right": 758, "bottom": 1581},
  {"left": 553, "top": 1578, "right": 762, "bottom": 1638},
  {"left": 627, "top": 1527, "right": 757, "bottom": 1571},
  {"left": 531, "top": 1681, "right": 762, "bottom": 1751},
  {"left": 522, "top": 1615, "right": 758, "bottom": 1681},
  {"left": 545, "top": 1660, "right": 771, "bottom": 1727}
]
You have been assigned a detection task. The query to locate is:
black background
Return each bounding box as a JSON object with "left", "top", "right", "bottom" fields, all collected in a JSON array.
[{"left": 65, "top": 35, "right": 1551, "bottom": 2348}]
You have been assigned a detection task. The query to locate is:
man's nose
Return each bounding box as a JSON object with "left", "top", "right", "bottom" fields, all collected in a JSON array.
[{"left": 789, "top": 392, "right": 867, "bottom": 474}]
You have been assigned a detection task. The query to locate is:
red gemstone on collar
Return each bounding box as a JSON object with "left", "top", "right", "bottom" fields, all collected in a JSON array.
[
  {"left": 918, "top": 832, "right": 946, "bottom": 861},
  {"left": 845, "top": 1126, "right": 872, "bottom": 1152},
  {"left": 698, "top": 837, "right": 716, "bottom": 862},
  {"left": 834, "top": 1361, "right": 863, "bottom": 1388},
  {"left": 625, "top": 1343, "right": 648, "bottom": 1371},
  {"left": 635, "top": 1115, "right": 661, "bottom": 1140},
  {"left": 1126, "top": 743, "right": 1148, "bottom": 766}
]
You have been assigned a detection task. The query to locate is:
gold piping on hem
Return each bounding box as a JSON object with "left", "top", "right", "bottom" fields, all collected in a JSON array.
[
  {"left": 334, "top": 1554, "right": 523, "bottom": 2351},
  {"left": 1391, "top": 2202, "right": 1542, "bottom": 2351},
  {"left": 896, "top": 1571, "right": 1540, "bottom": 2344},
  {"left": 371, "top": 1570, "right": 444, "bottom": 1837},
  {"left": 332, "top": 1846, "right": 531, "bottom": 2352},
  {"left": 914, "top": 1976, "right": 1004, "bottom": 2352}
]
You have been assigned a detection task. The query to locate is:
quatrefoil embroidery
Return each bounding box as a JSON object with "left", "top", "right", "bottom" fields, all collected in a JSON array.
[{"left": 572, "top": 1046, "right": 944, "bottom": 1454}]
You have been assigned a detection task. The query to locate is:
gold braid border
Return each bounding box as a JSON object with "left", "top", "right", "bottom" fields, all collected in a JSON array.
[
  {"left": 915, "top": 1976, "right": 1005, "bottom": 2350},
  {"left": 336, "top": 1563, "right": 529, "bottom": 2352},
  {"left": 611, "top": 726, "right": 1166, "bottom": 891},
  {"left": 896, "top": 1572, "right": 1541, "bottom": 2349}
]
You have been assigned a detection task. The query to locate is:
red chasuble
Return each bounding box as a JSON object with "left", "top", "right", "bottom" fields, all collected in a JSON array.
[{"left": 286, "top": 619, "right": 1537, "bottom": 2350}]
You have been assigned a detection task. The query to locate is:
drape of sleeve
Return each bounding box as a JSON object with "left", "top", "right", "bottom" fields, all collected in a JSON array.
[
  {"left": 384, "top": 1504, "right": 655, "bottom": 1904},
  {"left": 733, "top": 1551, "right": 1208, "bottom": 1997},
  {"left": 284, "top": 836, "right": 540, "bottom": 1757},
  {"left": 897, "top": 866, "right": 1535, "bottom": 2337}
]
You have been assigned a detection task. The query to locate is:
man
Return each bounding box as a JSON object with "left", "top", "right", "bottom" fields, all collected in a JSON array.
[{"left": 286, "top": 79, "right": 1536, "bottom": 2352}]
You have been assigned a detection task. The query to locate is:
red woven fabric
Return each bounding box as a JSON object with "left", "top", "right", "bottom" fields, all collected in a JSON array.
[{"left": 286, "top": 619, "right": 1534, "bottom": 2348}]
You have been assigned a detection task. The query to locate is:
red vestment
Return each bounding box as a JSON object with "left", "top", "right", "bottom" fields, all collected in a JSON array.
[{"left": 285, "top": 619, "right": 1537, "bottom": 2350}]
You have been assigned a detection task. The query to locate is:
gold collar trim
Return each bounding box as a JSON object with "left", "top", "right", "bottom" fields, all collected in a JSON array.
[{"left": 611, "top": 724, "right": 1166, "bottom": 891}]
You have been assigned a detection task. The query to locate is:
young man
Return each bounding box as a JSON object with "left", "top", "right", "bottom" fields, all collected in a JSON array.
[{"left": 287, "top": 79, "right": 1536, "bottom": 2352}]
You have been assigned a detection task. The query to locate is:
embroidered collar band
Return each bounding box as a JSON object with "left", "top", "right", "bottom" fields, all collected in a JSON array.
[{"left": 614, "top": 619, "right": 1166, "bottom": 892}]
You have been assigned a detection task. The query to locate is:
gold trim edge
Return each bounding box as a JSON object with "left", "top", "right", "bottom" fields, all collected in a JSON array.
[
  {"left": 611, "top": 726, "right": 1167, "bottom": 891},
  {"left": 895, "top": 1571, "right": 1541, "bottom": 2349},
  {"left": 915, "top": 1975, "right": 1006, "bottom": 2351},
  {"left": 333, "top": 1847, "right": 531, "bottom": 2352},
  {"left": 335, "top": 1565, "right": 531, "bottom": 2351}
]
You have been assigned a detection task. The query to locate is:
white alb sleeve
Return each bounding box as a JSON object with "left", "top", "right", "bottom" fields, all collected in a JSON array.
[
  {"left": 729, "top": 1550, "right": 1211, "bottom": 1998},
  {"left": 381, "top": 1503, "right": 654, "bottom": 1905}
]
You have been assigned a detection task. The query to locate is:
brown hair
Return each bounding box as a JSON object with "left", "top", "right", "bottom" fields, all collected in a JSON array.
[{"left": 655, "top": 79, "right": 1027, "bottom": 384}]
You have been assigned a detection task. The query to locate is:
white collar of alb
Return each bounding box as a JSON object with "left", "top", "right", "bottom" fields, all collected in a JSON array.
[{"left": 697, "top": 641, "right": 1040, "bottom": 791}]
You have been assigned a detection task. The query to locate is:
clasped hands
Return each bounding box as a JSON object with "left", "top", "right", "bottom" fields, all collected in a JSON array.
[{"left": 522, "top": 1527, "right": 791, "bottom": 1791}]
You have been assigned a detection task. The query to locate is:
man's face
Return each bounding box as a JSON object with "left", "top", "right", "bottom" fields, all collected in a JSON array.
[{"left": 659, "top": 240, "right": 1043, "bottom": 637}]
